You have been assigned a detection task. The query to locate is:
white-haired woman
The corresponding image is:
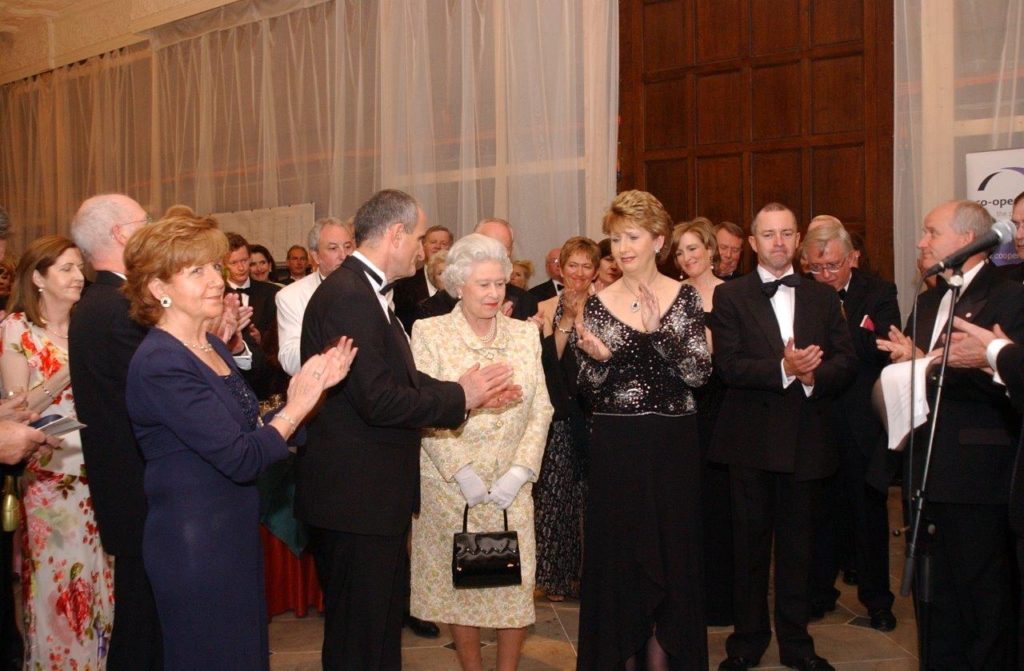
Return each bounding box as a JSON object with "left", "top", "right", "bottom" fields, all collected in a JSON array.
[{"left": 410, "top": 234, "right": 553, "bottom": 671}]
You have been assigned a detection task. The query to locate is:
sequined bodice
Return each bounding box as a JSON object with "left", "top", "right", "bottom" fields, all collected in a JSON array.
[
  {"left": 575, "top": 285, "right": 711, "bottom": 416},
  {"left": 221, "top": 371, "right": 260, "bottom": 431}
]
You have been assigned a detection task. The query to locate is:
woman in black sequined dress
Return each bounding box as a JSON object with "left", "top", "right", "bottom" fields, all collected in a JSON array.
[
  {"left": 533, "top": 236, "right": 601, "bottom": 601},
  {"left": 573, "top": 191, "right": 712, "bottom": 670}
]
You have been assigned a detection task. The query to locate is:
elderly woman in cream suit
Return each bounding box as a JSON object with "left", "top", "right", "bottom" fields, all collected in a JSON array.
[{"left": 410, "top": 234, "right": 553, "bottom": 671}]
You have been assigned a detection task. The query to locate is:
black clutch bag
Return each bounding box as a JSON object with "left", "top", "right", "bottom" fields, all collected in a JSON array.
[{"left": 452, "top": 504, "right": 522, "bottom": 589}]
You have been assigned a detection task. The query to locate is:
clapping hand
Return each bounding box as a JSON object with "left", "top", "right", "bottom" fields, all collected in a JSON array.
[
  {"left": 636, "top": 282, "right": 661, "bottom": 332},
  {"left": 287, "top": 337, "right": 358, "bottom": 415},
  {"left": 943, "top": 318, "right": 1008, "bottom": 371},
  {"left": 459, "top": 362, "right": 522, "bottom": 411},
  {"left": 876, "top": 325, "right": 925, "bottom": 363},
  {"left": 574, "top": 317, "right": 611, "bottom": 362},
  {"left": 783, "top": 337, "right": 822, "bottom": 386}
]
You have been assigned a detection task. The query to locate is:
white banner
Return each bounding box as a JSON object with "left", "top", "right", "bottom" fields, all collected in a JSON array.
[{"left": 966, "top": 148, "right": 1024, "bottom": 266}]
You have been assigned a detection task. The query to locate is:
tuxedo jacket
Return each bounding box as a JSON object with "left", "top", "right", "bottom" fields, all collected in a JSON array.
[
  {"left": 393, "top": 267, "right": 430, "bottom": 335},
  {"left": 528, "top": 279, "right": 560, "bottom": 302},
  {"left": 907, "top": 262, "right": 1024, "bottom": 504},
  {"left": 997, "top": 261, "right": 1024, "bottom": 284},
  {"left": 996, "top": 344, "right": 1024, "bottom": 533},
  {"left": 297, "top": 255, "right": 467, "bottom": 535},
  {"left": 232, "top": 279, "right": 280, "bottom": 335},
  {"left": 68, "top": 271, "right": 150, "bottom": 556},
  {"left": 830, "top": 269, "right": 901, "bottom": 458},
  {"left": 416, "top": 283, "right": 539, "bottom": 323},
  {"left": 708, "top": 270, "right": 857, "bottom": 480}
]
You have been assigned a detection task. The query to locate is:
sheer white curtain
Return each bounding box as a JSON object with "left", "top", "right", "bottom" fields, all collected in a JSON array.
[
  {"left": 894, "top": 0, "right": 1024, "bottom": 314},
  {"left": 380, "top": 0, "right": 617, "bottom": 263},
  {"left": 0, "top": 44, "right": 151, "bottom": 250},
  {"left": 0, "top": 0, "right": 616, "bottom": 268}
]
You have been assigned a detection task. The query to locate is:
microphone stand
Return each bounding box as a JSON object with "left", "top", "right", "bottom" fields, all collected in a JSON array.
[{"left": 900, "top": 267, "right": 963, "bottom": 670}]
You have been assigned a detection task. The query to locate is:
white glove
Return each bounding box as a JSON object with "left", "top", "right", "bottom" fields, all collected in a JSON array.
[
  {"left": 487, "top": 465, "right": 532, "bottom": 510},
  {"left": 454, "top": 465, "right": 488, "bottom": 507}
]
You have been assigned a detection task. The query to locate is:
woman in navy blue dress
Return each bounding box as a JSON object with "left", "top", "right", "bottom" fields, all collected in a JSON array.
[{"left": 122, "top": 214, "right": 355, "bottom": 670}]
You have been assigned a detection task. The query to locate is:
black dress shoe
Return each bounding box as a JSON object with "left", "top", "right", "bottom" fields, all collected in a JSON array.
[
  {"left": 842, "top": 569, "right": 859, "bottom": 585},
  {"left": 718, "top": 656, "right": 759, "bottom": 670},
  {"left": 404, "top": 614, "right": 440, "bottom": 638},
  {"left": 780, "top": 655, "right": 835, "bottom": 671},
  {"left": 869, "top": 607, "right": 897, "bottom": 631}
]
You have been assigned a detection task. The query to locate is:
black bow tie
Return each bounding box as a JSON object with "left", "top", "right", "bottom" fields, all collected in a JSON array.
[
  {"left": 228, "top": 285, "right": 251, "bottom": 296},
  {"left": 360, "top": 264, "right": 393, "bottom": 295},
  {"left": 761, "top": 274, "right": 801, "bottom": 298}
]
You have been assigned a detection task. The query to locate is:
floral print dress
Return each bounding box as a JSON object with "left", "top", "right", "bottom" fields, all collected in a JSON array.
[{"left": 0, "top": 313, "right": 114, "bottom": 671}]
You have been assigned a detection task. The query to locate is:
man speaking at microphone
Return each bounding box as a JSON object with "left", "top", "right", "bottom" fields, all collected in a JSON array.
[{"left": 878, "top": 200, "right": 1024, "bottom": 669}]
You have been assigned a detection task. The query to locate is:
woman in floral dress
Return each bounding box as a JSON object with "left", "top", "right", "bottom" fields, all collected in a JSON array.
[{"left": 0, "top": 235, "right": 114, "bottom": 670}]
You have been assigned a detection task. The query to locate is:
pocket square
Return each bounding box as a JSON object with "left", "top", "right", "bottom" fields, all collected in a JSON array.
[{"left": 860, "top": 314, "right": 875, "bottom": 331}]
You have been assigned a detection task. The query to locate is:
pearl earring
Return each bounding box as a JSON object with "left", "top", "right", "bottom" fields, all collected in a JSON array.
[{"left": 159, "top": 296, "right": 172, "bottom": 308}]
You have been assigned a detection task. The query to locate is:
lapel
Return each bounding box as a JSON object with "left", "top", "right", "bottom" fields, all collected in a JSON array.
[
  {"left": 911, "top": 286, "right": 943, "bottom": 350},
  {"left": 955, "top": 262, "right": 995, "bottom": 322},
  {"left": 843, "top": 269, "right": 869, "bottom": 322},
  {"left": 152, "top": 329, "right": 252, "bottom": 429},
  {"left": 343, "top": 256, "right": 419, "bottom": 384},
  {"left": 792, "top": 279, "right": 814, "bottom": 349},
  {"left": 740, "top": 272, "right": 785, "bottom": 357}
]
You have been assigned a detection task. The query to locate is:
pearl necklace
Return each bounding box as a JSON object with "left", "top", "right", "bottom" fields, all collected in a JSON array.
[
  {"left": 159, "top": 327, "right": 213, "bottom": 353},
  {"left": 478, "top": 317, "right": 498, "bottom": 344}
]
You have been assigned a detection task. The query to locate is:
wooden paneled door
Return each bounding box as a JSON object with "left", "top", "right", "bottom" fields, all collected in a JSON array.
[{"left": 618, "top": 0, "right": 894, "bottom": 277}]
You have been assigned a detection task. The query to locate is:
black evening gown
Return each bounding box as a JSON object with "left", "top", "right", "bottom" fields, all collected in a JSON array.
[
  {"left": 127, "top": 330, "right": 290, "bottom": 670},
  {"left": 534, "top": 305, "right": 589, "bottom": 597},
  {"left": 575, "top": 287, "right": 712, "bottom": 670},
  {"left": 696, "top": 310, "right": 735, "bottom": 626}
]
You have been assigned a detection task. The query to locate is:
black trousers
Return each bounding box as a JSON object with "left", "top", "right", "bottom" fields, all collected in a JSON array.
[
  {"left": 918, "top": 502, "right": 1016, "bottom": 670},
  {"left": 308, "top": 525, "right": 408, "bottom": 671},
  {"left": 726, "top": 467, "right": 823, "bottom": 663},
  {"left": 810, "top": 444, "right": 894, "bottom": 612},
  {"left": 107, "top": 553, "right": 163, "bottom": 670}
]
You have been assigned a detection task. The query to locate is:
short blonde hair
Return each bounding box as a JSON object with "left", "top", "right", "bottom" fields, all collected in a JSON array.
[
  {"left": 511, "top": 259, "right": 534, "bottom": 283},
  {"left": 558, "top": 237, "right": 600, "bottom": 269},
  {"left": 123, "top": 215, "right": 228, "bottom": 327},
  {"left": 602, "top": 190, "right": 672, "bottom": 263}
]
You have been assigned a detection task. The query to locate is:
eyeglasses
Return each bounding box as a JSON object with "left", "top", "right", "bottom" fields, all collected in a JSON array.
[
  {"left": 125, "top": 215, "right": 153, "bottom": 227},
  {"left": 807, "top": 255, "right": 850, "bottom": 275}
]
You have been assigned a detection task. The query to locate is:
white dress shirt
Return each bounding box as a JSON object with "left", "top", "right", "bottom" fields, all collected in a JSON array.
[{"left": 756, "top": 265, "right": 813, "bottom": 395}]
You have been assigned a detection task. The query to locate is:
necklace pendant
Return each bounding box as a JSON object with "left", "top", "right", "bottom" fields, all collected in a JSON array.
[{"left": 630, "top": 299, "right": 640, "bottom": 313}]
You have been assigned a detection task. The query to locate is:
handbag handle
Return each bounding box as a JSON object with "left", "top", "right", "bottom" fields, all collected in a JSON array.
[{"left": 462, "top": 504, "right": 509, "bottom": 533}]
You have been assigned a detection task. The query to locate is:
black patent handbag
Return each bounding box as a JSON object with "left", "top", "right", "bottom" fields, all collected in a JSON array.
[{"left": 452, "top": 504, "right": 522, "bottom": 589}]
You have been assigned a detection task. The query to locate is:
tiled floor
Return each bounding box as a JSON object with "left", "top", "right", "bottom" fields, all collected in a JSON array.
[{"left": 269, "top": 488, "right": 918, "bottom": 670}]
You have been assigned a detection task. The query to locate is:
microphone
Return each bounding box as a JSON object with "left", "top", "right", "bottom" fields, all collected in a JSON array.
[{"left": 923, "top": 219, "right": 1015, "bottom": 278}]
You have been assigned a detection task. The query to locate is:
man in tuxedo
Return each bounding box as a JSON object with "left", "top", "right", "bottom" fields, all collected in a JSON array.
[
  {"left": 68, "top": 193, "right": 163, "bottom": 670},
  {"left": 715, "top": 220, "right": 745, "bottom": 281},
  {"left": 802, "top": 220, "right": 899, "bottom": 631},
  {"left": 877, "top": 199, "right": 1024, "bottom": 669},
  {"left": 276, "top": 217, "right": 355, "bottom": 375},
  {"left": 281, "top": 244, "right": 310, "bottom": 284},
  {"left": 528, "top": 246, "right": 563, "bottom": 300},
  {"left": 417, "top": 218, "right": 538, "bottom": 322},
  {"left": 999, "top": 190, "right": 1024, "bottom": 283},
  {"left": 948, "top": 317, "right": 1024, "bottom": 667},
  {"left": 297, "top": 189, "right": 518, "bottom": 670},
  {"left": 393, "top": 224, "right": 452, "bottom": 334},
  {"left": 224, "top": 232, "right": 280, "bottom": 335},
  {"left": 710, "top": 203, "right": 856, "bottom": 671}
]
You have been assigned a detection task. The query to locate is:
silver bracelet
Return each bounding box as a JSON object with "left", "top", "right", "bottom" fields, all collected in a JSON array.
[
  {"left": 41, "top": 387, "right": 54, "bottom": 400},
  {"left": 276, "top": 410, "right": 298, "bottom": 428},
  {"left": 556, "top": 324, "right": 574, "bottom": 335}
]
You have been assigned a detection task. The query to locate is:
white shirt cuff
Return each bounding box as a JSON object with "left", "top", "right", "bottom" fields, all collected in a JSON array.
[{"left": 987, "top": 338, "right": 1012, "bottom": 386}]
